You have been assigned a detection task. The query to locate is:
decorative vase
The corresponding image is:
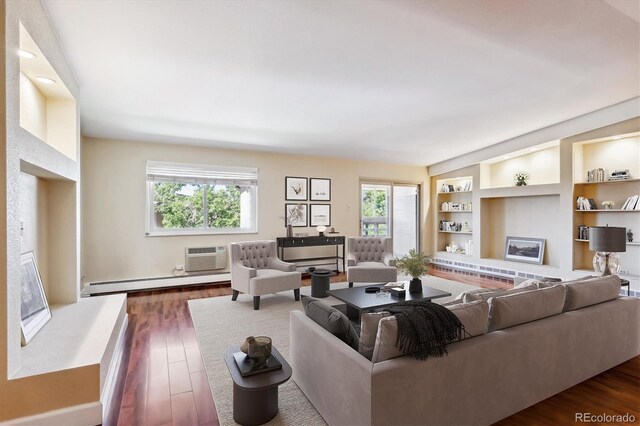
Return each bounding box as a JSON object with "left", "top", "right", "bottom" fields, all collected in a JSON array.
[
  {"left": 516, "top": 180, "right": 527, "bottom": 186},
  {"left": 409, "top": 278, "right": 423, "bottom": 293},
  {"left": 286, "top": 224, "right": 293, "bottom": 237}
]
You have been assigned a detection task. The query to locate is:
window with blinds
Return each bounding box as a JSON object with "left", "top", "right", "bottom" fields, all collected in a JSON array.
[{"left": 146, "top": 161, "right": 258, "bottom": 235}]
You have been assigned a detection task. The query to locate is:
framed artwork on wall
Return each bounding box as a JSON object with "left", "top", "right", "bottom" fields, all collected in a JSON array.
[
  {"left": 285, "top": 203, "right": 308, "bottom": 227},
  {"left": 504, "top": 236, "right": 545, "bottom": 265},
  {"left": 285, "top": 176, "right": 308, "bottom": 201},
  {"left": 310, "top": 178, "right": 331, "bottom": 201},
  {"left": 310, "top": 204, "right": 331, "bottom": 226},
  {"left": 20, "top": 251, "right": 51, "bottom": 345}
]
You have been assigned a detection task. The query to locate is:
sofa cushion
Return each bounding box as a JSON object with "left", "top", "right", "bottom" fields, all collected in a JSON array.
[
  {"left": 358, "top": 311, "right": 391, "bottom": 360},
  {"left": 562, "top": 275, "right": 621, "bottom": 312},
  {"left": 370, "top": 300, "right": 490, "bottom": 363},
  {"left": 301, "top": 296, "right": 359, "bottom": 350},
  {"left": 487, "top": 285, "right": 566, "bottom": 332},
  {"left": 463, "top": 284, "right": 536, "bottom": 303}
]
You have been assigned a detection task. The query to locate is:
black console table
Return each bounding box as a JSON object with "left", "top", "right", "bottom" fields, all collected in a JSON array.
[{"left": 276, "top": 236, "right": 345, "bottom": 273}]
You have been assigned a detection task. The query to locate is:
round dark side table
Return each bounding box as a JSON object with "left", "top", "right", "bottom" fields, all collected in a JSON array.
[
  {"left": 223, "top": 346, "right": 292, "bottom": 426},
  {"left": 308, "top": 268, "right": 337, "bottom": 298}
]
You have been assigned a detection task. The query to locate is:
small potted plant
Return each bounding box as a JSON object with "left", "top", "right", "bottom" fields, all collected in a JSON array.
[
  {"left": 395, "top": 249, "right": 430, "bottom": 293},
  {"left": 514, "top": 172, "right": 529, "bottom": 186}
]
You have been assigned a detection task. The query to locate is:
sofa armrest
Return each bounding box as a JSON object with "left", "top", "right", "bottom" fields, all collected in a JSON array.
[
  {"left": 231, "top": 261, "right": 256, "bottom": 293},
  {"left": 383, "top": 253, "right": 396, "bottom": 267},
  {"left": 347, "top": 252, "right": 357, "bottom": 267},
  {"left": 267, "top": 257, "right": 296, "bottom": 272},
  {"left": 290, "top": 311, "right": 373, "bottom": 425}
]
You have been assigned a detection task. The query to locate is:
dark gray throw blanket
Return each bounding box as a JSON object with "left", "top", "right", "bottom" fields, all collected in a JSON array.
[{"left": 386, "top": 300, "right": 465, "bottom": 360}]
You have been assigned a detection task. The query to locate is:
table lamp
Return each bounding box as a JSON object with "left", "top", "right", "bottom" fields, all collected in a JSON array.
[
  {"left": 316, "top": 225, "right": 326, "bottom": 237},
  {"left": 589, "top": 226, "right": 626, "bottom": 276}
]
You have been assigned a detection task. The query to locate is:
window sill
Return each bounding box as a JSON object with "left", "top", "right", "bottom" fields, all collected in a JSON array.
[{"left": 146, "top": 229, "right": 259, "bottom": 237}]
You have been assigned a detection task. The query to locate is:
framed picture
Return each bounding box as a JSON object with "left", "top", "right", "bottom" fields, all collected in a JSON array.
[
  {"left": 20, "top": 251, "right": 51, "bottom": 345},
  {"left": 310, "top": 178, "right": 331, "bottom": 201},
  {"left": 285, "top": 177, "right": 308, "bottom": 201},
  {"left": 285, "top": 203, "right": 308, "bottom": 227},
  {"left": 310, "top": 204, "right": 331, "bottom": 226},
  {"left": 504, "top": 237, "right": 545, "bottom": 265}
]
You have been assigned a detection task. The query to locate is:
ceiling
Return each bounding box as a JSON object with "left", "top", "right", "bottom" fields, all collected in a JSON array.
[{"left": 42, "top": 0, "right": 640, "bottom": 165}]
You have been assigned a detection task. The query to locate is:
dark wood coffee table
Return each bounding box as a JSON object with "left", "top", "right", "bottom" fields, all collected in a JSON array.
[
  {"left": 327, "top": 283, "right": 451, "bottom": 321},
  {"left": 223, "top": 345, "right": 292, "bottom": 426}
]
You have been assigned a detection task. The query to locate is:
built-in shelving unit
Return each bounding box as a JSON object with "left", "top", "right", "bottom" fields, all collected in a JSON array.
[
  {"left": 572, "top": 132, "right": 640, "bottom": 277},
  {"left": 436, "top": 176, "right": 474, "bottom": 256}
]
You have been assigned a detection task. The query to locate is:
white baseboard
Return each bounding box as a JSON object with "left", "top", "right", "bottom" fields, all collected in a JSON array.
[
  {"left": 101, "top": 314, "right": 128, "bottom": 425},
  {"left": 0, "top": 401, "right": 102, "bottom": 426},
  {"left": 82, "top": 272, "right": 231, "bottom": 296}
]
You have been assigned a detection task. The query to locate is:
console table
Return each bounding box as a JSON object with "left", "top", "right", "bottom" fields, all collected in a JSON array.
[{"left": 276, "top": 236, "right": 345, "bottom": 273}]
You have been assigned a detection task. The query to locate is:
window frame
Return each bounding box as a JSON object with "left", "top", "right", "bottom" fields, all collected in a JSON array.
[{"left": 145, "top": 161, "right": 259, "bottom": 237}]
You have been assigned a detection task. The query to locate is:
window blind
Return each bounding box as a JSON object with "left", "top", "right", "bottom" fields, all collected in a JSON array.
[{"left": 146, "top": 161, "right": 258, "bottom": 186}]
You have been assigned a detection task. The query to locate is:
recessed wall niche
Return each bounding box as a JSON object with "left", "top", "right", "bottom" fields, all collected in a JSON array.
[
  {"left": 19, "top": 23, "right": 77, "bottom": 161},
  {"left": 479, "top": 140, "right": 560, "bottom": 189}
]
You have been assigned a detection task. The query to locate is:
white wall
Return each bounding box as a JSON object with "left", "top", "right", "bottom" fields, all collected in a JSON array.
[
  {"left": 81, "top": 137, "right": 430, "bottom": 283},
  {"left": 19, "top": 173, "right": 49, "bottom": 295}
]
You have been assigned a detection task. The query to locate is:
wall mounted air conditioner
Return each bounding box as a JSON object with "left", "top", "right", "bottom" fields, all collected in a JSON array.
[{"left": 185, "top": 246, "right": 227, "bottom": 272}]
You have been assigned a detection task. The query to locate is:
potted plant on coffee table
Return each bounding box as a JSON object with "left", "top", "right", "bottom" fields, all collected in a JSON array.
[{"left": 395, "top": 249, "right": 430, "bottom": 293}]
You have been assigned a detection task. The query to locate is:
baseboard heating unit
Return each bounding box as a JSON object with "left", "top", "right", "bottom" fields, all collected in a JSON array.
[{"left": 82, "top": 272, "right": 231, "bottom": 297}]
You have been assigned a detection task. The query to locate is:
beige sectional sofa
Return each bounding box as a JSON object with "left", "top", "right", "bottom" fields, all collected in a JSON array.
[{"left": 290, "top": 276, "right": 640, "bottom": 425}]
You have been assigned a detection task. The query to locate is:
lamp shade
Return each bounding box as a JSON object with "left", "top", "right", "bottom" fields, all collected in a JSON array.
[{"left": 589, "top": 226, "right": 626, "bottom": 252}]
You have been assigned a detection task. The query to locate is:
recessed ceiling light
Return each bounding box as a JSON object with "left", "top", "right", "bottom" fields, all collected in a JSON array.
[
  {"left": 18, "top": 49, "right": 36, "bottom": 59},
  {"left": 35, "top": 76, "right": 56, "bottom": 85},
  {"left": 503, "top": 155, "right": 510, "bottom": 160},
  {"left": 612, "top": 136, "right": 622, "bottom": 140},
  {"left": 530, "top": 147, "right": 538, "bottom": 152}
]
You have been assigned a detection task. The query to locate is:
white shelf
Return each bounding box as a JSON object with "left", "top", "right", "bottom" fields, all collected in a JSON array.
[
  {"left": 477, "top": 183, "right": 561, "bottom": 199},
  {"left": 575, "top": 239, "right": 639, "bottom": 246},
  {"left": 437, "top": 190, "right": 473, "bottom": 195},
  {"left": 575, "top": 209, "right": 640, "bottom": 213},
  {"left": 438, "top": 210, "right": 473, "bottom": 213},
  {"left": 439, "top": 231, "right": 473, "bottom": 234},
  {"left": 574, "top": 178, "right": 640, "bottom": 185},
  {"left": 13, "top": 294, "right": 127, "bottom": 379}
]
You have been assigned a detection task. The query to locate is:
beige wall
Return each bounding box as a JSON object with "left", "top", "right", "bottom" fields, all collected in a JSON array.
[
  {"left": 81, "top": 137, "right": 430, "bottom": 283},
  {"left": 487, "top": 146, "right": 560, "bottom": 188}
]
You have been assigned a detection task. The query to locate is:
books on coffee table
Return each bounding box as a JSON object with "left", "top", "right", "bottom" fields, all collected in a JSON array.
[{"left": 233, "top": 352, "right": 282, "bottom": 377}]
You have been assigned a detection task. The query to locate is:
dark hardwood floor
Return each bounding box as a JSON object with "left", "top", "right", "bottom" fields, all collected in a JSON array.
[{"left": 113, "top": 269, "right": 639, "bottom": 425}]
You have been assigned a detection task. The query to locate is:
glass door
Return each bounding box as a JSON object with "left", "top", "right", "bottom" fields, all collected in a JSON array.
[
  {"left": 392, "top": 184, "right": 419, "bottom": 256},
  {"left": 360, "top": 182, "right": 420, "bottom": 256}
]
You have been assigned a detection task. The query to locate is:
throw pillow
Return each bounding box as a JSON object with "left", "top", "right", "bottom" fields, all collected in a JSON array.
[
  {"left": 370, "top": 300, "right": 490, "bottom": 363},
  {"left": 514, "top": 279, "right": 543, "bottom": 289},
  {"left": 359, "top": 311, "right": 391, "bottom": 360},
  {"left": 562, "top": 275, "right": 621, "bottom": 312},
  {"left": 486, "top": 285, "right": 567, "bottom": 332},
  {"left": 454, "top": 288, "right": 495, "bottom": 301},
  {"left": 301, "top": 296, "right": 359, "bottom": 350},
  {"left": 447, "top": 300, "right": 490, "bottom": 338}
]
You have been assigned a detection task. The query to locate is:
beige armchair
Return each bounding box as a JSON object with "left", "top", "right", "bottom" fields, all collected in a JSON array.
[
  {"left": 230, "top": 240, "right": 301, "bottom": 310},
  {"left": 346, "top": 237, "right": 397, "bottom": 287}
]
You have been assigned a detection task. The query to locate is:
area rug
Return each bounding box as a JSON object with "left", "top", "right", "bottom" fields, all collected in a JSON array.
[{"left": 188, "top": 277, "right": 482, "bottom": 425}]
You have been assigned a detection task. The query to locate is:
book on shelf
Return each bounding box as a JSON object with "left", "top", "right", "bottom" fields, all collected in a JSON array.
[
  {"left": 621, "top": 195, "right": 639, "bottom": 210},
  {"left": 576, "top": 197, "right": 596, "bottom": 210}
]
